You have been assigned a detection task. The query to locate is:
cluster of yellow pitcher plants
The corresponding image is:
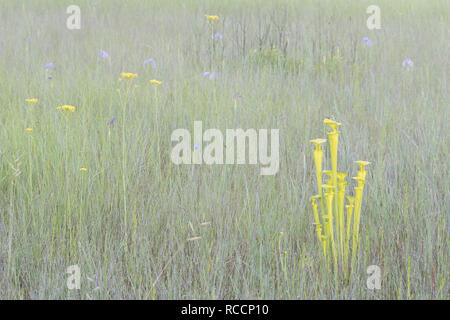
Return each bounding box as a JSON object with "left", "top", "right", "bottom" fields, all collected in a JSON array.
[{"left": 310, "top": 119, "right": 370, "bottom": 277}]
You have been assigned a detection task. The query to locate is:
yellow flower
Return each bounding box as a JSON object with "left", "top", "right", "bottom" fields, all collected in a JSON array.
[
  {"left": 26, "top": 98, "right": 38, "bottom": 104},
  {"left": 355, "top": 160, "right": 371, "bottom": 171},
  {"left": 205, "top": 15, "right": 219, "bottom": 23},
  {"left": 309, "top": 194, "right": 321, "bottom": 205},
  {"left": 323, "top": 118, "right": 341, "bottom": 132},
  {"left": 26, "top": 128, "right": 33, "bottom": 132},
  {"left": 57, "top": 105, "right": 76, "bottom": 112},
  {"left": 336, "top": 172, "right": 348, "bottom": 181},
  {"left": 310, "top": 138, "right": 327, "bottom": 150},
  {"left": 355, "top": 160, "right": 370, "bottom": 180},
  {"left": 80, "top": 168, "right": 87, "bottom": 172},
  {"left": 346, "top": 196, "right": 355, "bottom": 206},
  {"left": 121, "top": 72, "right": 138, "bottom": 79},
  {"left": 149, "top": 79, "right": 162, "bottom": 85}
]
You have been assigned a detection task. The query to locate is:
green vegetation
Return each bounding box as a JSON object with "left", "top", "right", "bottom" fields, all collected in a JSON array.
[{"left": 0, "top": 0, "right": 448, "bottom": 299}]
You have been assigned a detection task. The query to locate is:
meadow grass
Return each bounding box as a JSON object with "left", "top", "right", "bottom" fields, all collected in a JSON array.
[{"left": 0, "top": 0, "right": 448, "bottom": 299}]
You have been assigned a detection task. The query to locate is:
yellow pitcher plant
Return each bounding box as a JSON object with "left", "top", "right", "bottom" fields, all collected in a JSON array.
[{"left": 310, "top": 119, "right": 370, "bottom": 277}]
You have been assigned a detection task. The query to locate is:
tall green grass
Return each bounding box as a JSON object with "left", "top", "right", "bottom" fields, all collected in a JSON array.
[{"left": 0, "top": 0, "right": 448, "bottom": 299}]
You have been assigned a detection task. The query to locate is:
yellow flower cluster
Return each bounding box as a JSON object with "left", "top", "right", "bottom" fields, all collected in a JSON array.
[
  {"left": 80, "top": 168, "right": 87, "bottom": 172},
  {"left": 310, "top": 119, "right": 370, "bottom": 276},
  {"left": 205, "top": 15, "right": 219, "bottom": 23},
  {"left": 120, "top": 72, "right": 138, "bottom": 79},
  {"left": 57, "top": 105, "right": 76, "bottom": 112},
  {"left": 149, "top": 79, "right": 162, "bottom": 85},
  {"left": 26, "top": 128, "right": 33, "bottom": 132},
  {"left": 26, "top": 98, "right": 38, "bottom": 104}
]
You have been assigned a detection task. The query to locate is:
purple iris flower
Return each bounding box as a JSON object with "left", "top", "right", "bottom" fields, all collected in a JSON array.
[
  {"left": 109, "top": 117, "right": 115, "bottom": 125},
  {"left": 44, "top": 62, "right": 55, "bottom": 69},
  {"left": 402, "top": 58, "right": 414, "bottom": 67},
  {"left": 98, "top": 50, "right": 110, "bottom": 59},
  {"left": 194, "top": 143, "right": 200, "bottom": 150},
  {"left": 362, "top": 37, "right": 372, "bottom": 46},
  {"left": 212, "top": 33, "right": 223, "bottom": 40},
  {"left": 202, "top": 71, "right": 216, "bottom": 80},
  {"left": 144, "top": 58, "right": 156, "bottom": 68},
  {"left": 234, "top": 93, "right": 242, "bottom": 100}
]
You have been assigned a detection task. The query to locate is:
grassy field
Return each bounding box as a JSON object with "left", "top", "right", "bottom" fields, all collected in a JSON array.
[{"left": 0, "top": 0, "right": 448, "bottom": 299}]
